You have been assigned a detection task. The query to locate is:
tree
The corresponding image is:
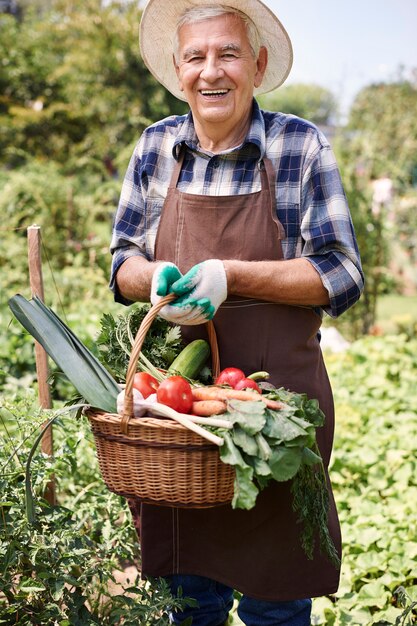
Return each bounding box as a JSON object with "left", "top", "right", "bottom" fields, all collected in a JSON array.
[
  {"left": 347, "top": 74, "right": 417, "bottom": 187},
  {"left": 330, "top": 73, "right": 417, "bottom": 335},
  {"left": 258, "top": 83, "right": 338, "bottom": 126},
  {"left": 0, "top": 0, "right": 187, "bottom": 172},
  {"left": 332, "top": 158, "right": 389, "bottom": 336}
]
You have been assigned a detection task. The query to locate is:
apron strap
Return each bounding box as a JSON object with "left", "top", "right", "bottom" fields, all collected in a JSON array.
[
  {"left": 169, "top": 145, "right": 186, "bottom": 190},
  {"left": 262, "top": 157, "right": 286, "bottom": 240}
]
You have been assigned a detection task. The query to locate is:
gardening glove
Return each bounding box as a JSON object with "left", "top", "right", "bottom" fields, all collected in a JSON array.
[
  {"left": 169, "top": 259, "right": 228, "bottom": 324},
  {"left": 151, "top": 261, "right": 214, "bottom": 325},
  {"left": 151, "top": 261, "right": 183, "bottom": 300}
]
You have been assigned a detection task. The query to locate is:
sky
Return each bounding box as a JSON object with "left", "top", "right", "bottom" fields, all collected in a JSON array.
[{"left": 263, "top": 0, "right": 417, "bottom": 118}]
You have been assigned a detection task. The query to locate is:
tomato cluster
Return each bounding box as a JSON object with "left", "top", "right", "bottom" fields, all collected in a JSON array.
[
  {"left": 215, "top": 367, "right": 261, "bottom": 393},
  {"left": 133, "top": 371, "right": 194, "bottom": 413}
]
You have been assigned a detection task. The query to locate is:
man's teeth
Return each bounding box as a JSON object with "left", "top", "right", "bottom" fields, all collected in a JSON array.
[{"left": 200, "top": 89, "right": 228, "bottom": 96}]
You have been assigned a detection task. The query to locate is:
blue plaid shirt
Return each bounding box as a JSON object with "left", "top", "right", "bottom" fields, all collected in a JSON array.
[{"left": 110, "top": 100, "right": 363, "bottom": 317}]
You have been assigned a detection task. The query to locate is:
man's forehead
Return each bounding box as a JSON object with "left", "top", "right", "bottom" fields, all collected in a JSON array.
[
  {"left": 178, "top": 12, "right": 246, "bottom": 38},
  {"left": 177, "top": 16, "right": 249, "bottom": 53}
]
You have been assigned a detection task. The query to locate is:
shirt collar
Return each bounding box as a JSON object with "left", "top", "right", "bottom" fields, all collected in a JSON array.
[{"left": 172, "top": 99, "right": 266, "bottom": 160}]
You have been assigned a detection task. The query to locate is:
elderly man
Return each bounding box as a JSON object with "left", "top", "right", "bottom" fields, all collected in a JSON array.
[{"left": 110, "top": 1, "right": 364, "bottom": 624}]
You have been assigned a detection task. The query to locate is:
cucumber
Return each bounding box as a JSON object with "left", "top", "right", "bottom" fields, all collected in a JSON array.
[{"left": 167, "top": 339, "right": 211, "bottom": 380}]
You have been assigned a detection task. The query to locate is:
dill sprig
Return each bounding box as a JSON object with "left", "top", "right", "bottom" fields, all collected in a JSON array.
[{"left": 291, "top": 450, "right": 340, "bottom": 568}]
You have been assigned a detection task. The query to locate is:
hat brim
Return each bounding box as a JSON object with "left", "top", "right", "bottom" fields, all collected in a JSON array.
[{"left": 139, "top": 0, "right": 293, "bottom": 102}]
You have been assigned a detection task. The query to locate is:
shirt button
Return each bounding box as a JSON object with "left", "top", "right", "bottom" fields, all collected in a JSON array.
[{"left": 212, "top": 159, "right": 219, "bottom": 168}]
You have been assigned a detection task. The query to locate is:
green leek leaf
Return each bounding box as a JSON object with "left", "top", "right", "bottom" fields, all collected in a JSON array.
[{"left": 9, "top": 295, "right": 120, "bottom": 413}]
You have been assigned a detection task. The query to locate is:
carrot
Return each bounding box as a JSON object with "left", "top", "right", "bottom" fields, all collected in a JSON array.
[
  {"left": 192, "top": 386, "right": 285, "bottom": 411},
  {"left": 263, "top": 398, "right": 286, "bottom": 410},
  {"left": 192, "top": 386, "right": 227, "bottom": 402},
  {"left": 192, "top": 400, "right": 227, "bottom": 417},
  {"left": 192, "top": 386, "right": 262, "bottom": 402},
  {"left": 220, "top": 387, "right": 263, "bottom": 402},
  {"left": 223, "top": 388, "right": 285, "bottom": 410}
]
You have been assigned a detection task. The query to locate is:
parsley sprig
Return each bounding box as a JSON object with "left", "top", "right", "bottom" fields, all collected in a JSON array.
[{"left": 96, "top": 304, "right": 183, "bottom": 382}]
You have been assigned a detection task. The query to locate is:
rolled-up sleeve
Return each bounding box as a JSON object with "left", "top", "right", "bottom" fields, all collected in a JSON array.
[{"left": 300, "top": 143, "right": 364, "bottom": 318}]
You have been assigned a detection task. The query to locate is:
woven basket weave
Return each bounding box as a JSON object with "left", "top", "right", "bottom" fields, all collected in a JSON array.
[{"left": 86, "top": 295, "right": 235, "bottom": 508}]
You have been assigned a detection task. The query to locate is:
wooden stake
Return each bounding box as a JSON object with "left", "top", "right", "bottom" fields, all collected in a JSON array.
[{"left": 27, "top": 224, "right": 56, "bottom": 505}]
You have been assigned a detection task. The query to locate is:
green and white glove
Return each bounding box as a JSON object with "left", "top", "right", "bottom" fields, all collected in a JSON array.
[
  {"left": 151, "top": 260, "right": 227, "bottom": 325},
  {"left": 151, "top": 261, "right": 219, "bottom": 325},
  {"left": 169, "top": 259, "right": 228, "bottom": 325},
  {"left": 151, "top": 262, "right": 183, "bottom": 300}
]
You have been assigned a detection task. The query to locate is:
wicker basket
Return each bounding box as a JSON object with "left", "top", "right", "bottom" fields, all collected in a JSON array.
[{"left": 86, "top": 295, "right": 235, "bottom": 508}]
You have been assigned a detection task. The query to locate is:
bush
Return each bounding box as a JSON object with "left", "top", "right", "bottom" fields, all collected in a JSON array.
[{"left": 0, "top": 394, "right": 193, "bottom": 624}]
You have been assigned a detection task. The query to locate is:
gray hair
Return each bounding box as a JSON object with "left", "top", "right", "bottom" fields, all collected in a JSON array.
[{"left": 173, "top": 5, "right": 262, "bottom": 62}]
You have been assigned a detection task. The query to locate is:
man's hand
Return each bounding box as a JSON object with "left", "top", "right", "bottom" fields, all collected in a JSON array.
[
  {"left": 170, "top": 259, "right": 227, "bottom": 321},
  {"left": 151, "top": 260, "right": 227, "bottom": 325},
  {"left": 151, "top": 262, "right": 183, "bottom": 298}
]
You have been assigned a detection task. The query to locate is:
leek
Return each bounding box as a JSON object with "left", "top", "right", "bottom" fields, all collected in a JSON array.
[{"left": 9, "top": 295, "right": 120, "bottom": 413}]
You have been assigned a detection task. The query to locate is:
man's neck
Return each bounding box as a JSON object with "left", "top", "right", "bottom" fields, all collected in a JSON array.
[{"left": 194, "top": 112, "right": 252, "bottom": 154}]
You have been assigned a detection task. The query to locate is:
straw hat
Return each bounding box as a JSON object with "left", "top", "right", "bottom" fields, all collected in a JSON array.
[{"left": 139, "top": 0, "right": 293, "bottom": 101}]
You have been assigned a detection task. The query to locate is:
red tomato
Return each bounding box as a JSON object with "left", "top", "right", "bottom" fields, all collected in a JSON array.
[
  {"left": 156, "top": 376, "right": 193, "bottom": 413},
  {"left": 234, "top": 378, "right": 261, "bottom": 393},
  {"left": 215, "top": 367, "right": 246, "bottom": 388},
  {"left": 132, "top": 372, "right": 159, "bottom": 398}
]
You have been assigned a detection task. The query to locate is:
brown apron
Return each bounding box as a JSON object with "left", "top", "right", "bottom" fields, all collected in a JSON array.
[{"left": 132, "top": 149, "right": 341, "bottom": 601}]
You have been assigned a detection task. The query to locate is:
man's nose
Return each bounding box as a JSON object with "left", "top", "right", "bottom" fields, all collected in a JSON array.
[{"left": 200, "top": 56, "right": 224, "bottom": 81}]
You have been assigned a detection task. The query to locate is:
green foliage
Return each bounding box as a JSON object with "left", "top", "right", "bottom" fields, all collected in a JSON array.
[
  {"left": 311, "top": 335, "right": 417, "bottom": 625},
  {"left": 388, "top": 190, "right": 417, "bottom": 297},
  {"left": 0, "top": 393, "right": 194, "bottom": 624},
  {"left": 0, "top": 157, "right": 117, "bottom": 326},
  {"left": 96, "top": 304, "right": 183, "bottom": 382},
  {"left": 0, "top": 0, "right": 187, "bottom": 171},
  {"left": 258, "top": 83, "right": 338, "bottom": 125},
  {"left": 327, "top": 160, "right": 389, "bottom": 337},
  {"left": 348, "top": 77, "right": 417, "bottom": 186},
  {"left": 331, "top": 73, "right": 417, "bottom": 332},
  {"left": 0, "top": 307, "right": 36, "bottom": 392},
  {"left": 329, "top": 167, "right": 417, "bottom": 337},
  {"left": 0, "top": 161, "right": 89, "bottom": 266}
]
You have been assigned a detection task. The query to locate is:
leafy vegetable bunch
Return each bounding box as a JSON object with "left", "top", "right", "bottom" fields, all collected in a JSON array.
[
  {"left": 96, "top": 304, "right": 183, "bottom": 381},
  {"left": 211, "top": 390, "right": 340, "bottom": 567}
]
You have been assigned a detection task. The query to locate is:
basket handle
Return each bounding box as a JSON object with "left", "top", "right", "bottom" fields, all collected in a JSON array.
[{"left": 122, "top": 294, "right": 220, "bottom": 427}]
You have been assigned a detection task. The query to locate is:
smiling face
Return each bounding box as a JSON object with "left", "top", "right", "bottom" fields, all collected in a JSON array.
[{"left": 174, "top": 13, "right": 267, "bottom": 150}]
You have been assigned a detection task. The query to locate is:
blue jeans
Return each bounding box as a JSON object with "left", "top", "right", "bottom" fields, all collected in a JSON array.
[{"left": 165, "top": 574, "right": 312, "bottom": 626}]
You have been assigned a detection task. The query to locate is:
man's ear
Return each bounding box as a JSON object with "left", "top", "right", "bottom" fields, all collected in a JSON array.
[
  {"left": 173, "top": 54, "right": 184, "bottom": 92},
  {"left": 254, "top": 46, "right": 268, "bottom": 89}
]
